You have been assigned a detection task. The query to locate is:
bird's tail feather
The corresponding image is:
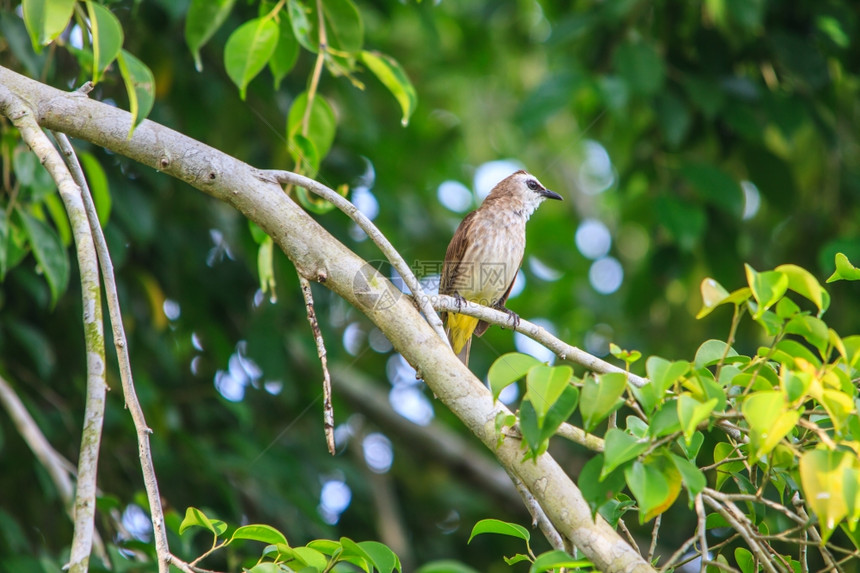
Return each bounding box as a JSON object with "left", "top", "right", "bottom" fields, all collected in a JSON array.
[{"left": 446, "top": 313, "right": 479, "bottom": 366}]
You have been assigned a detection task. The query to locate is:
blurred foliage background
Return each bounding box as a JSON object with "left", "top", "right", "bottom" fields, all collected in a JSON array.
[{"left": 1, "top": 0, "right": 860, "bottom": 571}]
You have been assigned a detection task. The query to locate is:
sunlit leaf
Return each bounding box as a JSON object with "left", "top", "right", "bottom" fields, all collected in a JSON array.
[
  {"left": 487, "top": 352, "right": 542, "bottom": 401},
  {"left": 827, "top": 252, "right": 860, "bottom": 283},
  {"left": 22, "top": 0, "right": 75, "bottom": 50},
  {"left": 360, "top": 51, "right": 417, "bottom": 126},
  {"left": 602, "top": 428, "right": 648, "bottom": 477},
  {"left": 224, "top": 17, "right": 279, "bottom": 100},
  {"left": 117, "top": 49, "right": 156, "bottom": 135},
  {"left": 230, "top": 524, "right": 288, "bottom": 546},
  {"left": 799, "top": 449, "right": 856, "bottom": 543},
  {"left": 468, "top": 519, "right": 530, "bottom": 543},
  {"left": 580, "top": 372, "right": 627, "bottom": 432},
  {"left": 745, "top": 264, "right": 789, "bottom": 319},
  {"left": 86, "top": 1, "right": 124, "bottom": 84}
]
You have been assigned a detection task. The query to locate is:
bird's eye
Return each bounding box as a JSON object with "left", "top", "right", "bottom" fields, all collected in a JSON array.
[{"left": 527, "top": 179, "right": 539, "bottom": 191}]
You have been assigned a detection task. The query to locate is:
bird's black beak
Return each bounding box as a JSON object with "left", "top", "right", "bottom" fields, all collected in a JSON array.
[{"left": 541, "top": 188, "right": 563, "bottom": 201}]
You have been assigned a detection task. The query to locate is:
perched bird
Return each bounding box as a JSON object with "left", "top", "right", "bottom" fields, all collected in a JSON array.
[{"left": 440, "top": 170, "right": 562, "bottom": 365}]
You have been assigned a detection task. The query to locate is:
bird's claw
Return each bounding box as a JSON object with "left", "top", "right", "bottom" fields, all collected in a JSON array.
[
  {"left": 453, "top": 293, "right": 466, "bottom": 312},
  {"left": 497, "top": 306, "right": 520, "bottom": 329}
]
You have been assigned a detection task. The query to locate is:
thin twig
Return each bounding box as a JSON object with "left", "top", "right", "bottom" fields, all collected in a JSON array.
[
  {"left": 695, "top": 494, "right": 708, "bottom": 573},
  {"left": 617, "top": 518, "right": 640, "bottom": 555},
  {"left": 793, "top": 493, "right": 841, "bottom": 572},
  {"left": 658, "top": 534, "right": 698, "bottom": 572},
  {"left": 262, "top": 169, "right": 448, "bottom": 343},
  {"left": 299, "top": 275, "right": 336, "bottom": 455},
  {"left": 52, "top": 131, "right": 171, "bottom": 573},
  {"left": 508, "top": 471, "right": 567, "bottom": 553},
  {"left": 0, "top": 85, "right": 106, "bottom": 573},
  {"left": 648, "top": 514, "right": 661, "bottom": 563},
  {"left": 434, "top": 294, "right": 646, "bottom": 386},
  {"left": 703, "top": 494, "right": 779, "bottom": 573}
]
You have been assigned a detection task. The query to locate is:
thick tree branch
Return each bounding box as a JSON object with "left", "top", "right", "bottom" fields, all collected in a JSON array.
[
  {"left": 0, "top": 82, "right": 107, "bottom": 573},
  {"left": 0, "top": 65, "right": 654, "bottom": 573}
]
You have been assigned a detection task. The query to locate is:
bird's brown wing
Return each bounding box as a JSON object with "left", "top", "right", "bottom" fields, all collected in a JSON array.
[
  {"left": 439, "top": 210, "right": 478, "bottom": 300},
  {"left": 474, "top": 267, "right": 519, "bottom": 337}
]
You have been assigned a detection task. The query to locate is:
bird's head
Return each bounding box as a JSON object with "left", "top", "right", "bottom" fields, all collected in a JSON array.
[{"left": 485, "top": 170, "right": 563, "bottom": 219}]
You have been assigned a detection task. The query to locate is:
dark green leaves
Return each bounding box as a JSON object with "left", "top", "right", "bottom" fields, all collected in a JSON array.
[
  {"left": 185, "top": 0, "right": 237, "bottom": 71},
  {"left": 613, "top": 40, "right": 665, "bottom": 96},
  {"left": 17, "top": 209, "right": 69, "bottom": 307}
]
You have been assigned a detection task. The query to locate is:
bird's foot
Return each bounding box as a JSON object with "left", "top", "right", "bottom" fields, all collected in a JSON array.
[
  {"left": 496, "top": 305, "right": 520, "bottom": 329},
  {"left": 453, "top": 292, "right": 466, "bottom": 312}
]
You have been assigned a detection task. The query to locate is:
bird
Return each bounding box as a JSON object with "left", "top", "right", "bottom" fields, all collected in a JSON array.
[{"left": 440, "top": 170, "right": 562, "bottom": 365}]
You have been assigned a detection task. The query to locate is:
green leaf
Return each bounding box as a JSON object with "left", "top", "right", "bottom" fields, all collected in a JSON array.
[
  {"left": 468, "top": 519, "right": 530, "bottom": 544},
  {"left": 257, "top": 235, "right": 276, "bottom": 299},
  {"left": 285, "top": 546, "right": 328, "bottom": 570},
  {"left": 224, "top": 17, "right": 280, "bottom": 100},
  {"left": 827, "top": 253, "right": 860, "bottom": 283},
  {"left": 185, "top": 0, "right": 236, "bottom": 71},
  {"left": 649, "top": 400, "right": 681, "bottom": 437},
  {"left": 677, "top": 394, "right": 717, "bottom": 445},
  {"left": 602, "top": 428, "right": 648, "bottom": 477},
  {"left": 655, "top": 90, "right": 691, "bottom": 149},
  {"left": 609, "top": 343, "right": 641, "bottom": 365},
  {"left": 669, "top": 453, "right": 706, "bottom": 499},
  {"left": 694, "top": 339, "right": 739, "bottom": 369},
  {"left": 624, "top": 459, "right": 676, "bottom": 523},
  {"left": 785, "top": 315, "right": 829, "bottom": 353},
  {"left": 745, "top": 264, "right": 789, "bottom": 319},
  {"left": 539, "top": 384, "right": 579, "bottom": 443},
  {"left": 518, "top": 399, "right": 545, "bottom": 459},
  {"left": 17, "top": 209, "right": 69, "bottom": 307},
  {"left": 579, "top": 454, "right": 626, "bottom": 515},
  {"left": 656, "top": 195, "right": 706, "bottom": 251},
  {"left": 359, "top": 51, "right": 417, "bottom": 126},
  {"left": 22, "top": 0, "right": 75, "bottom": 50},
  {"left": 78, "top": 152, "right": 111, "bottom": 226},
  {"left": 524, "top": 365, "right": 572, "bottom": 423},
  {"left": 0, "top": 209, "right": 8, "bottom": 278},
  {"left": 230, "top": 524, "right": 288, "bottom": 546},
  {"left": 357, "top": 540, "right": 402, "bottom": 573},
  {"left": 487, "top": 352, "right": 542, "bottom": 401},
  {"left": 680, "top": 162, "right": 743, "bottom": 216},
  {"left": 415, "top": 561, "right": 480, "bottom": 573},
  {"left": 289, "top": 132, "right": 321, "bottom": 177},
  {"left": 117, "top": 49, "right": 156, "bottom": 135},
  {"left": 697, "top": 277, "right": 750, "bottom": 318},
  {"left": 529, "top": 550, "right": 590, "bottom": 573},
  {"left": 179, "top": 507, "right": 218, "bottom": 536},
  {"left": 741, "top": 391, "right": 801, "bottom": 458},
  {"left": 713, "top": 442, "right": 744, "bottom": 491},
  {"left": 86, "top": 1, "right": 124, "bottom": 85},
  {"left": 503, "top": 554, "right": 531, "bottom": 566},
  {"left": 270, "top": 11, "right": 299, "bottom": 89},
  {"left": 613, "top": 40, "right": 665, "bottom": 96},
  {"left": 645, "top": 356, "right": 689, "bottom": 393},
  {"left": 800, "top": 448, "right": 856, "bottom": 543},
  {"left": 287, "top": 0, "right": 314, "bottom": 51},
  {"left": 307, "top": 0, "right": 363, "bottom": 54},
  {"left": 735, "top": 547, "right": 755, "bottom": 573},
  {"left": 287, "top": 91, "right": 337, "bottom": 161},
  {"left": 580, "top": 372, "right": 627, "bottom": 432},
  {"left": 775, "top": 263, "right": 830, "bottom": 314}
]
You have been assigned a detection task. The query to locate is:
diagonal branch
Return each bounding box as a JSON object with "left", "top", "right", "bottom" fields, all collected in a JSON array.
[{"left": 0, "top": 84, "right": 106, "bottom": 573}]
